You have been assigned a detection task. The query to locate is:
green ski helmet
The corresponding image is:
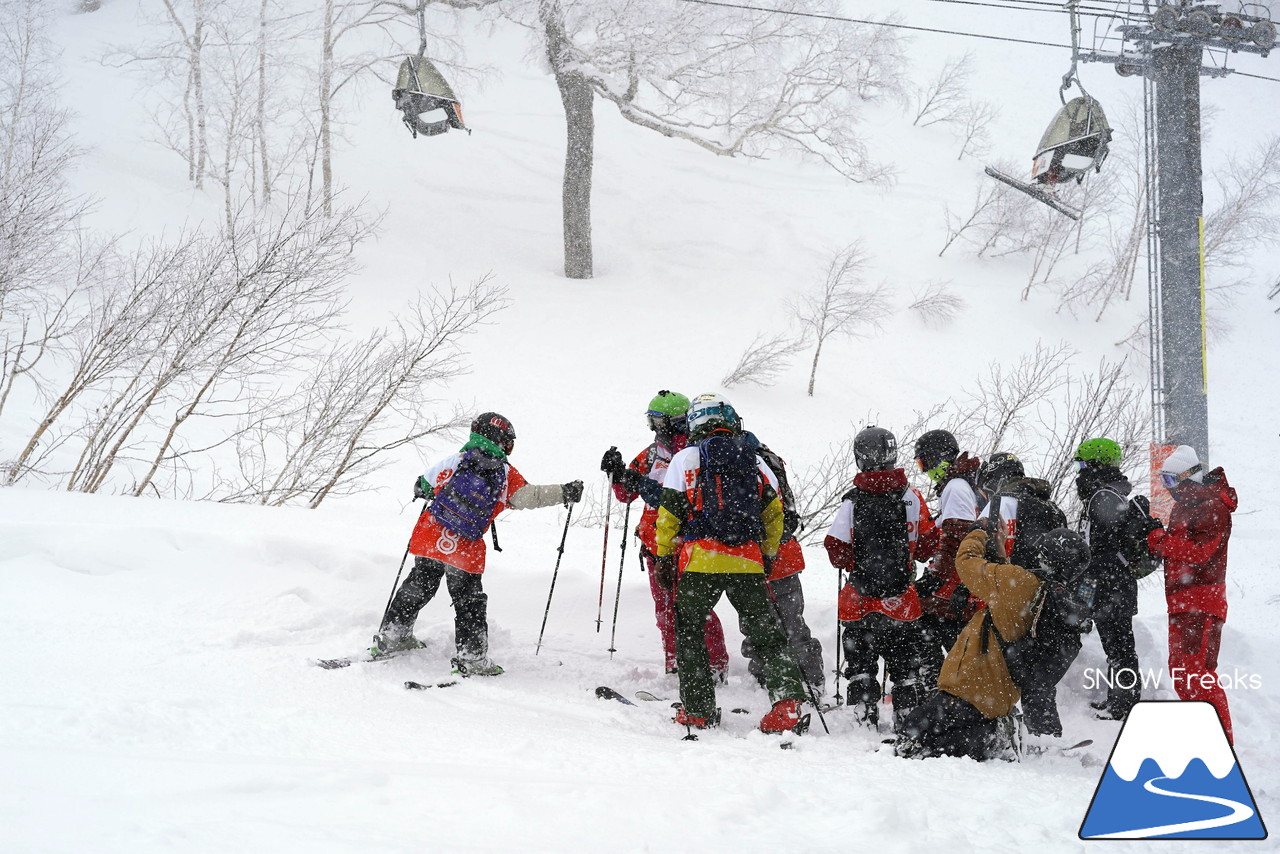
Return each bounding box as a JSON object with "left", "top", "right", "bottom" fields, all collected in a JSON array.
[
  {"left": 646, "top": 390, "right": 690, "bottom": 435},
  {"left": 1074, "top": 437, "right": 1122, "bottom": 469}
]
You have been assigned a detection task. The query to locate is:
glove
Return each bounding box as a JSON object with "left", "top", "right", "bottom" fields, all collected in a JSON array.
[
  {"left": 948, "top": 584, "right": 971, "bottom": 615},
  {"left": 561, "top": 480, "right": 584, "bottom": 505},
  {"left": 1145, "top": 514, "right": 1165, "bottom": 535},
  {"left": 600, "top": 447, "right": 626, "bottom": 480},
  {"left": 1147, "top": 527, "right": 1166, "bottom": 549},
  {"left": 654, "top": 555, "right": 678, "bottom": 592},
  {"left": 915, "top": 571, "right": 943, "bottom": 599},
  {"left": 413, "top": 475, "right": 430, "bottom": 501}
]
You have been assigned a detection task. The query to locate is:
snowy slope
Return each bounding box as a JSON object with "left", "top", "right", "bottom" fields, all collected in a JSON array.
[{"left": 4, "top": 1, "right": 1277, "bottom": 851}]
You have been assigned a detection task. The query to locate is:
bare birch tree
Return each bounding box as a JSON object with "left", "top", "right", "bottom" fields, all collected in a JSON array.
[
  {"left": 954, "top": 98, "right": 998, "bottom": 161},
  {"left": 791, "top": 242, "right": 891, "bottom": 396},
  {"left": 516, "top": 0, "right": 907, "bottom": 278},
  {"left": 911, "top": 53, "right": 973, "bottom": 128},
  {"left": 230, "top": 275, "right": 507, "bottom": 506},
  {"left": 720, "top": 332, "right": 806, "bottom": 389},
  {"left": 908, "top": 281, "right": 965, "bottom": 327},
  {"left": 0, "top": 0, "right": 95, "bottom": 425}
]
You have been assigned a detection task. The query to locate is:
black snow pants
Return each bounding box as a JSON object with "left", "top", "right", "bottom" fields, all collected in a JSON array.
[
  {"left": 381, "top": 557, "right": 489, "bottom": 658},
  {"left": 896, "top": 691, "right": 998, "bottom": 761},
  {"left": 1093, "top": 575, "right": 1141, "bottom": 715},
  {"left": 842, "top": 611, "right": 939, "bottom": 726},
  {"left": 1016, "top": 636, "right": 1083, "bottom": 737}
]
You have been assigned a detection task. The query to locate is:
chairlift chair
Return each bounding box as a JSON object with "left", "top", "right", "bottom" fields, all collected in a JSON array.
[
  {"left": 984, "top": 89, "right": 1112, "bottom": 221},
  {"left": 1030, "top": 95, "right": 1113, "bottom": 186},
  {"left": 392, "top": 55, "right": 468, "bottom": 138}
]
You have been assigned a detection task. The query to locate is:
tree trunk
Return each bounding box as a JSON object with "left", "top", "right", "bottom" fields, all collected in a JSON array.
[
  {"left": 320, "top": 0, "right": 335, "bottom": 217},
  {"left": 257, "top": 0, "right": 271, "bottom": 203},
  {"left": 541, "top": 1, "right": 593, "bottom": 279},
  {"left": 807, "top": 339, "right": 823, "bottom": 397},
  {"left": 192, "top": 0, "right": 208, "bottom": 189}
]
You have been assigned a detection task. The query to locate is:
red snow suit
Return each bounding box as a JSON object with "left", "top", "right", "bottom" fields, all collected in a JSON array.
[{"left": 1148, "top": 466, "right": 1238, "bottom": 742}]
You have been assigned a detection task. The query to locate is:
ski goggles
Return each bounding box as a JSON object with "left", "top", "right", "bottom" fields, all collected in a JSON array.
[
  {"left": 1160, "top": 465, "right": 1201, "bottom": 489},
  {"left": 647, "top": 413, "right": 687, "bottom": 434},
  {"left": 1075, "top": 459, "right": 1090, "bottom": 471}
]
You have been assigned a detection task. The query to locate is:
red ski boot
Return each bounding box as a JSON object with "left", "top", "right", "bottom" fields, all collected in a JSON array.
[
  {"left": 674, "top": 706, "right": 718, "bottom": 729},
  {"left": 760, "top": 699, "right": 807, "bottom": 734}
]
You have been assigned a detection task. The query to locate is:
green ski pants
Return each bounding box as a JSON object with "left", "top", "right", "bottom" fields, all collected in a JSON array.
[{"left": 675, "top": 571, "right": 805, "bottom": 718}]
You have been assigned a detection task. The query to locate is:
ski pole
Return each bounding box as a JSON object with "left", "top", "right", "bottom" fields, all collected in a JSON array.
[
  {"left": 834, "top": 568, "right": 843, "bottom": 707},
  {"left": 536, "top": 502, "right": 575, "bottom": 656},
  {"left": 607, "top": 500, "right": 632, "bottom": 657},
  {"left": 381, "top": 500, "right": 431, "bottom": 623},
  {"left": 596, "top": 486, "right": 612, "bottom": 632}
]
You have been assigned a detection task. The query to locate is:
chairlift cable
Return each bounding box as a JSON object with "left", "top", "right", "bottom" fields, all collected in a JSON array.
[
  {"left": 926, "top": 0, "right": 1138, "bottom": 19},
  {"left": 677, "top": 0, "right": 1073, "bottom": 48}
]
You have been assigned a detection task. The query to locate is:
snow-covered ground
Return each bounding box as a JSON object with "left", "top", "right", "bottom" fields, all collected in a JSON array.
[{"left": 3, "top": 1, "right": 1277, "bottom": 851}]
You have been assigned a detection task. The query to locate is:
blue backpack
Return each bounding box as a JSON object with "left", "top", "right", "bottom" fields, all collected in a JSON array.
[
  {"left": 681, "top": 436, "right": 766, "bottom": 547},
  {"left": 429, "top": 449, "right": 507, "bottom": 540}
]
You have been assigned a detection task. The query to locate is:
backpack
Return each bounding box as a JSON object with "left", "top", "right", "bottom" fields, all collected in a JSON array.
[
  {"left": 846, "top": 484, "right": 911, "bottom": 599},
  {"left": 987, "top": 487, "right": 1068, "bottom": 569},
  {"left": 1120, "top": 494, "right": 1161, "bottom": 579},
  {"left": 984, "top": 574, "right": 1095, "bottom": 691},
  {"left": 681, "top": 436, "right": 766, "bottom": 547},
  {"left": 757, "top": 444, "right": 801, "bottom": 542},
  {"left": 429, "top": 449, "right": 507, "bottom": 541}
]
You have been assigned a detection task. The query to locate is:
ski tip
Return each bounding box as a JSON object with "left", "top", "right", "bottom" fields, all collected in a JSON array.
[
  {"left": 595, "top": 686, "right": 636, "bottom": 705},
  {"left": 315, "top": 658, "right": 352, "bottom": 670}
]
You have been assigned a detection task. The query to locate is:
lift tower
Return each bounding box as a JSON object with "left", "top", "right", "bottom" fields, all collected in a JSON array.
[{"left": 1078, "top": 1, "right": 1276, "bottom": 457}]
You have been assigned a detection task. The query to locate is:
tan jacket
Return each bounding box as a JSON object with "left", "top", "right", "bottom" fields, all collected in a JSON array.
[{"left": 937, "top": 529, "right": 1043, "bottom": 718}]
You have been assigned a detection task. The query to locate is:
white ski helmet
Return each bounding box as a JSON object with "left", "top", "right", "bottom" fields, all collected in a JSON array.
[{"left": 687, "top": 393, "right": 741, "bottom": 441}]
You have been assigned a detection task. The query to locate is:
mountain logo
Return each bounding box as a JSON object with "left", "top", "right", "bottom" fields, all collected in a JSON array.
[{"left": 1079, "top": 701, "right": 1267, "bottom": 840}]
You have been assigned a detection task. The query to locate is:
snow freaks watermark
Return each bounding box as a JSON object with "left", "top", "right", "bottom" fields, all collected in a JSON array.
[
  {"left": 1079, "top": 701, "right": 1267, "bottom": 840},
  {"left": 1081, "top": 667, "right": 1263, "bottom": 694}
]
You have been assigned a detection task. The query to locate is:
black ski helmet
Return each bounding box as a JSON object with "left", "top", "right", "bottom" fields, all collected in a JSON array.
[
  {"left": 854, "top": 426, "right": 898, "bottom": 472},
  {"left": 978, "top": 451, "right": 1025, "bottom": 494},
  {"left": 471, "top": 411, "right": 516, "bottom": 454},
  {"left": 913, "top": 429, "right": 959, "bottom": 473},
  {"left": 1033, "top": 528, "right": 1090, "bottom": 581}
]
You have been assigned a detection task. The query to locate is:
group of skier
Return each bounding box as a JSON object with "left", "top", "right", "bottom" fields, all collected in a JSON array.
[{"left": 368, "top": 391, "right": 1239, "bottom": 754}]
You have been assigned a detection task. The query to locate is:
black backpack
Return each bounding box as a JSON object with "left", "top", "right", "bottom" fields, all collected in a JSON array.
[
  {"left": 845, "top": 484, "right": 912, "bottom": 599},
  {"left": 985, "top": 574, "right": 1095, "bottom": 690},
  {"left": 429, "top": 449, "right": 507, "bottom": 541},
  {"left": 987, "top": 486, "right": 1068, "bottom": 569},
  {"left": 682, "top": 435, "right": 766, "bottom": 547},
  {"left": 757, "top": 444, "right": 801, "bottom": 543}
]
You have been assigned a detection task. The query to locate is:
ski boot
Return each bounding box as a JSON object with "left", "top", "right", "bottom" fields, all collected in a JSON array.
[
  {"left": 369, "top": 626, "right": 427, "bottom": 658},
  {"left": 673, "top": 705, "right": 720, "bottom": 730},
  {"left": 759, "top": 698, "right": 808, "bottom": 735},
  {"left": 450, "top": 655, "right": 504, "bottom": 677}
]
